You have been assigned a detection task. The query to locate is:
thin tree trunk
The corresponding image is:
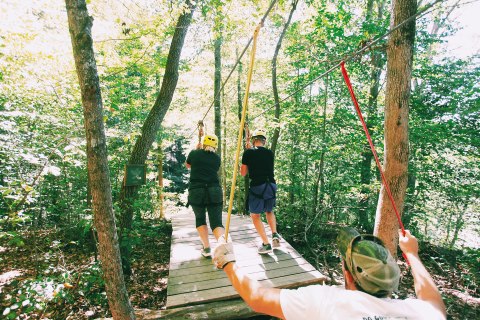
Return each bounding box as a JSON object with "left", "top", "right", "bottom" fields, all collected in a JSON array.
[
  {"left": 214, "top": 33, "right": 222, "bottom": 158},
  {"left": 449, "top": 205, "right": 464, "bottom": 248},
  {"left": 358, "top": 0, "right": 387, "bottom": 232},
  {"left": 314, "top": 76, "right": 328, "bottom": 215},
  {"left": 222, "top": 89, "right": 227, "bottom": 204},
  {"left": 236, "top": 48, "right": 249, "bottom": 215},
  {"left": 374, "top": 0, "right": 417, "bottom": 256},
  {"left": 157, "top": 139, "right": 164, "bottom": 219},
  {"left": 65, "top": 0, "right": 134, "bottom": 318},
  {"left": 271, "top": 0, "right": 298, "bottom": 157},
  {"left": 119, "top": 0, "right": 196, "bottom": 275}
]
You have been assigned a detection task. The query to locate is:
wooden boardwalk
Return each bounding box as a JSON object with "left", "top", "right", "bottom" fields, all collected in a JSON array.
[{"left": 165, "top": 209, "right": 328, "bottom": 313}]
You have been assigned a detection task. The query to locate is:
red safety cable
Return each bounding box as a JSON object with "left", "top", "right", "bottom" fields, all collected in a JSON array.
[{"left": 340, "top": 61, "right": 407, "bottom": 236}]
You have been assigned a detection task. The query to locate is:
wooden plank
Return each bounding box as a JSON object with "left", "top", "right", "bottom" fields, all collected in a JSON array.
[
  {"left": 166, "top": 210, "right": 328, "bottom": 309},
  {"left": 168, "top": 263, "right": 318, "bottom": 295},
  {"left": 168, "top": 256, "right": 314, "bottom": 285},
  {"left": 169, "top": 241, "right": 296, "bottom": 266},
  {"left": 135, "top": 299, "right": 257, "bottom": 320},
  {"left": 167, "top": 270, "right": 325, "bottom": 308},
  {"left": 169, "top": 249, "right": 303, "bottom": 276}
]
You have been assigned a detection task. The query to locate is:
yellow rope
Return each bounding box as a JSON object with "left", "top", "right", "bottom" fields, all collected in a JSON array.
[{"left": 224, "top": 23, "right": 262, "bottom": 242}]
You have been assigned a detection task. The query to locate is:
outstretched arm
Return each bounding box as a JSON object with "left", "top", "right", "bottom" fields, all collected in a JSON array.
[
  {"left": 223, "top": 263, "right": 284, "bottom": 319},
  {"left": 214, "top": 240, "right": 285, "bottom": 319},
  {"left": 398, "top": 230, "right": 446, "bottom": 317}
]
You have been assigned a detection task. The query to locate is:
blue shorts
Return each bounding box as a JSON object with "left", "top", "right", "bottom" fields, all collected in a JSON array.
[{"left": 248, "top": 183, "right": 277, "bottom": 213}]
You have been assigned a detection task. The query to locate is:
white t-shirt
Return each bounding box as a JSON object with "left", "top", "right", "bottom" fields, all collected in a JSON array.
[{"left": 280, "top": 285, "right": 445, "bottom": 320}]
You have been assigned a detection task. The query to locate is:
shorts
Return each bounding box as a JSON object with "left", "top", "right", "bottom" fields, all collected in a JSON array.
[{"left": 248, "top": 182, "right": 277, "bottom": 213}]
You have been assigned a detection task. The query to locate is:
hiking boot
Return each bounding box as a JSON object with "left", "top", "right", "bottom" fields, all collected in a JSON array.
[
  {"left": 272, "top": 233, "right": 281, "bottom": 248},
  {"left": 257, "top": 243, "right": 272, "bottom": 254},
  {"left": 201, "top": 247, "right": 212, "bottom": 258}
]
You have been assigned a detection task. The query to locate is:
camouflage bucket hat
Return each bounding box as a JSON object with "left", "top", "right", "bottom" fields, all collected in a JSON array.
[{"left": 336, "top": 227, "right": 400, "bottom": 296}]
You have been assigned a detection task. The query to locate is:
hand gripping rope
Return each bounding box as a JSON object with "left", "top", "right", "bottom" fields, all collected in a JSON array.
[{"left": 340, "top": 61, "right": 409, "bottom": 263}]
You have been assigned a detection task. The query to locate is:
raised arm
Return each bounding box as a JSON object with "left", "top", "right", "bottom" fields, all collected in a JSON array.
[
  {"left": 398, "top": 230, "right": 446, "bottom": 317},
  {"left": 214, "top": 240, "right": 285, "bottom": 319}
]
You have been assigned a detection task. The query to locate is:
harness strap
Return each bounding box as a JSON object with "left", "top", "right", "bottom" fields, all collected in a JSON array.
[{"left": 249, "top": 181, "right": 276, "bottom": 200}]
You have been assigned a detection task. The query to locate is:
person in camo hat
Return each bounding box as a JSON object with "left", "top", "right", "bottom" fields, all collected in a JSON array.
[{"left": 213, "top": 227, "right": 446, "bottom": 319}]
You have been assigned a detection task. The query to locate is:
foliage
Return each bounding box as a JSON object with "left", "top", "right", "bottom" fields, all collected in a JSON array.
[{"left": 0, "top": 0, "right": 478, "bottom": 318}]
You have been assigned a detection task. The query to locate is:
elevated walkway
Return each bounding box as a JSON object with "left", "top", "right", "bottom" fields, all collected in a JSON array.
[{"left": 139, "top": 209, "right": 327, "bottom": 319}]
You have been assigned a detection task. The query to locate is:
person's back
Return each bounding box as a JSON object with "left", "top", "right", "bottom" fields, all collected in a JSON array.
[
  {"left": 213, "top": 228, "right": 447, "bottom": 320},
  {"left": 281, "top": 284, "right": 445, "bottom": 319},
  {"left": 185, "top": 134, "right": 225, "bottom": 258},
  {"left": 242, "top": 146, "right": 275, "bottom": 186},
  {"left": 187, "top": 148, "right": 220, "bottom": 184},
  {"left": 241, "top": 128, "right": 280, "bottom": 254}
]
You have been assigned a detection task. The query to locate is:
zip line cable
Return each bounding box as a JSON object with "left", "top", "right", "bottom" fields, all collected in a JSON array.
[
  {"left": 250, "top": 0, "right": 445, "bottom": 121},
  {"left": 187, "top": 0, "right": 278, "bottom": 138}
]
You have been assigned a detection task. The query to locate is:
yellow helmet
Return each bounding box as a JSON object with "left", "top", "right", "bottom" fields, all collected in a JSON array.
[
  {"left": 251, "top": 128, "right": 267, "bottom": 140},
  {"left": 202, "top": 134, "right": 218, "bottom": 149}
]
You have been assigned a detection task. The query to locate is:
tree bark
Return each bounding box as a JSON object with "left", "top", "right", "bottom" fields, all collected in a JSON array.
[
  {"left": 65, "top": 0, "right": 135, "bottom": 318},
  {"left": 374, "top": 0, "right": 417, "bottom": 256},
  {"left": 214, "top": 33, "right": 222, "bottom": 158},
  {"left": 236, "top": 48, "right": 249, "bottom": 215},
  {"left": 358, "top": 0, "right": 387, "bottom": 232},
  {"left": 313, "top": 76, "right": 328, "bottom": 215},
  {"left": 271, "top": 0, "right": 298, "bottom": 157},
  {"left": 119, "top": 0, "right": 196, "bottom": 275}
]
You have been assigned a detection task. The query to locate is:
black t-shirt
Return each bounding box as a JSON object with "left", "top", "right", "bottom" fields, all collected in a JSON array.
[
  {"left": 186, "top": 149, "right": 220, "bottom": 184},
  {"left": 241, "top": 147, "right": 276, "bottom": 186}
]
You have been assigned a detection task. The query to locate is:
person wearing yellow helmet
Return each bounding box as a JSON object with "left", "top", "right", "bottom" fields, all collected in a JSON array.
[
  {"left": 185, "top": 133, "right": 225, "bottom": 258},
  {"left": 241, "top": 128, "right": 281, "bottom": 254}
]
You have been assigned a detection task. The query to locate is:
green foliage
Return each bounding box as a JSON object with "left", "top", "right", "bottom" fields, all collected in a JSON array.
[{"left": 1, "top": 262, "right": 107, "bottom": 319}]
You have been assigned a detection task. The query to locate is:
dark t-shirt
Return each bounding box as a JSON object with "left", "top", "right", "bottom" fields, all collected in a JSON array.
[
  {"left": 186, "top": 149, "right": 220, "bottom": 184},
  {"left": 241, "top": 147, "right": 276, "bottom": 186}
]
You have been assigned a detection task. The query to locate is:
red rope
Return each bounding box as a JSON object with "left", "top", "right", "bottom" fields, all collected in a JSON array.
[{"left": 340, "top": 61, "right": 406, "bottom": 236}]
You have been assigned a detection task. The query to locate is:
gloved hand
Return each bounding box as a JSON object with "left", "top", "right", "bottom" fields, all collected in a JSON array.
[{"left": 214, "top": 235, "right": 236, "bottom": 269}]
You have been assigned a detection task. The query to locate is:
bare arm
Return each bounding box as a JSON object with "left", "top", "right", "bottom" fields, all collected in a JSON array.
[
  {"left": 240, "top": 164, "right": 248, "bottom": 177},
  {"left": 399, "top": 230, "right": 446, "bottom": 317},
  {"left": 223, "top": 262, "right": 285, "bottom": 319}
]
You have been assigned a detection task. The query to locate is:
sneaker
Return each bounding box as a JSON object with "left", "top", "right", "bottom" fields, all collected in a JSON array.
[
  {"left": 272, "top": 233, "right": 281, "bottom": 248},
  {"left": 257, "top": 243, "right": 272, "bottom": 254},
  {"left": 201, "top": 247, "right": 211, "bottom": 258}
]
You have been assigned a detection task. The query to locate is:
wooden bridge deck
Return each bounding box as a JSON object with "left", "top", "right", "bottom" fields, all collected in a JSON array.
[{"left": 166, "top": 210, "right": 328, "bottom": 312}]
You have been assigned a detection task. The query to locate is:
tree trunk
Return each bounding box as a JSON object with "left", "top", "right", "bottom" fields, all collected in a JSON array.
[
  {"left": 157, "top": 139, "right": 164, "bottom": 219},
  {"left": 314, "top": 77, "right": 328, "bottom": 215},
  {"left": 214, "top": 33, "right": 222, "bottom": 158},
  {"left": 374, "top": 0, "right": 417, "bottom": 256},
  {"left": 449, "top": 204, "right": 464, "bottom": 248},
  {"left": 358, "top": 0, "right": 387, "bottom": 232},
  {"left": 119, "top": 0, "right": 196, "bottom": 275},
  {"left": 236, "top": 48, "right": 249, "bottom": 215},
  {"left": 222, "top": 89, "right": 227, "bottom": 204},
  {"left": 65, "top": 1, "right": 134, "bottom": 318},
  {"left": 271, "top": 0, "right": 298, "bottom": 157}
]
